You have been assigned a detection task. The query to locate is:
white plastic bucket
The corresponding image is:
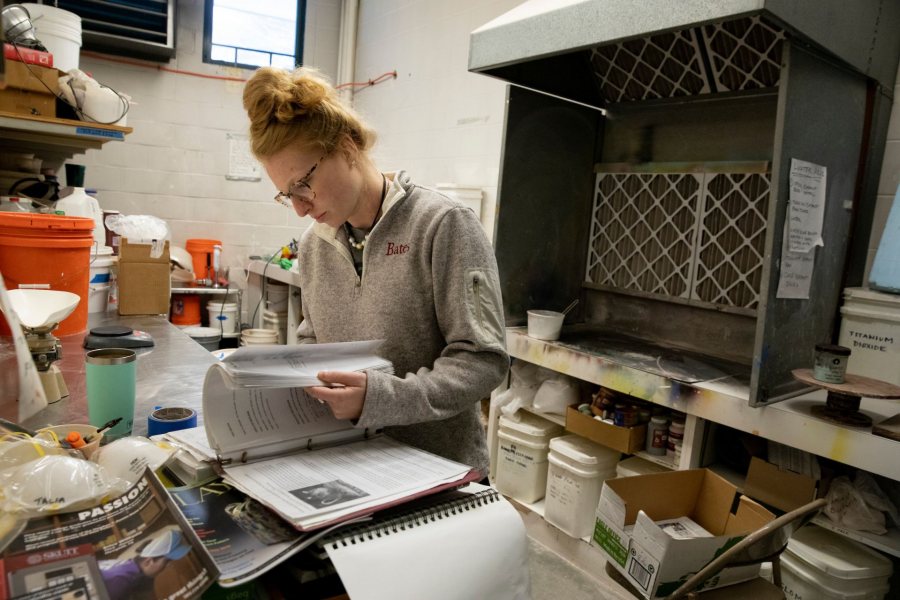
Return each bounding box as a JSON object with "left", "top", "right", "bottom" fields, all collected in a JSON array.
[
  {"left": 241, "top": 328, "right": 278, "bottom": 346},
  {"left": 495, "top": 412, "right": 563, "bottom": 503},
  {"left": 87, "top": 283, "right": 109, "bottom": 313},
  {"left": 779, "top": 525, "right": 892, "bottom": 600},
  {"left": 838, "top": 287, "right": 900, "bottom": 385},
  {"left": 544, "top": 434, "right": 619, "bottom": 538},
  {"left": 21, "top": 4, "right": 82, "bottom": 73},
  {"left": 183, "top": 326, "right": 221, "bottom": 351},
  {"left": 266, "top": 283, "right": 289, "bottom": 313},
  {"left": 615, "top": 455, "right": 671, "bottom": 478},
  {"left": 207, "top": 301, "right": 238, "bottom": 335}
]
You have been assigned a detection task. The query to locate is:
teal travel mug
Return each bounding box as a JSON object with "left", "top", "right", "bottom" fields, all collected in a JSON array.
[{"left": 85, "top": 348, "right": 136, "bottom": 440}]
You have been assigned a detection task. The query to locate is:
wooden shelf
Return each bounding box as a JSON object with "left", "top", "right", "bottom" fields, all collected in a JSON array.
[{"left": 0, "top": 111, "right": 131, "bottom": 167}]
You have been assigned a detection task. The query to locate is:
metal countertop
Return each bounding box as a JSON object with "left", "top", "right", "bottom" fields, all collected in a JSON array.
[{"left": 22, "top": 313, "right": 215, "bottom": 435}]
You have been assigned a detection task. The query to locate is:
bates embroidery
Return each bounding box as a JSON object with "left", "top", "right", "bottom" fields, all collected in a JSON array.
[{"left": 386, "top": 242, "right": 410, "bottom": 256}]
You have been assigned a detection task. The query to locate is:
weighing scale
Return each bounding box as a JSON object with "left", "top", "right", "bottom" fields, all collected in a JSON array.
[{"left": 83, "top": 325, "right": 154, "bottom": 349}]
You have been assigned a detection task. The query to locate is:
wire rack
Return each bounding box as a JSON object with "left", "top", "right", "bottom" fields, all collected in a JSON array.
[{"left": 586, "top": 169, "right": 770, "bottom": 311}]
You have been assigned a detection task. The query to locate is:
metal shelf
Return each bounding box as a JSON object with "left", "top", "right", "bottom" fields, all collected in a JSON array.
[{"left": 507, "top": 328, "right": 900, "bottom": 481}]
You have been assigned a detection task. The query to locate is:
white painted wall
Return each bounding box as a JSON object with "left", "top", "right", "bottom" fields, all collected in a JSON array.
[
  {"left": 352, "top": 0, "right": 523, "bottom": 239},
  {"left": 75, "top": 0, "right": 341, "bottom": 275}
]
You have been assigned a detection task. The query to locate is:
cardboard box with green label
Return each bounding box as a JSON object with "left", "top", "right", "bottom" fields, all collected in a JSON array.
[{"left": 593, "top": 469, "right": 774, "bottom": 598}]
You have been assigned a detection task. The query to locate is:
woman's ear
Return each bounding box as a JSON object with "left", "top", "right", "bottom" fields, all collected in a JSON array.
[{"left": 338, "top": 134, "right": 360, "bottom": 166}]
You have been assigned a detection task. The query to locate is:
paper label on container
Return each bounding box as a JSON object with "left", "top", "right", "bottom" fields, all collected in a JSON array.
[{"left": 787, "top": 159, "right": 827, "bottom": 253}]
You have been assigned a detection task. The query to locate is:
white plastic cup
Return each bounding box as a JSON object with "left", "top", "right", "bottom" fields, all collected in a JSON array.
[{"left": 527, "top": 310, "right": 565, "bottom": 341}]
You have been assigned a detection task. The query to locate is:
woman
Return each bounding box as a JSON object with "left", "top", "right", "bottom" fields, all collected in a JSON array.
[{"left": 242, "top": 67, "right": 508, "bottom": 476}]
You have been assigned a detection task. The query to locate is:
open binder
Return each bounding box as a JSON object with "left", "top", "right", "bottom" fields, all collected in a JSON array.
[
  {"left": 164, "top": 350, "right": 479, "bottom": 532},
  {"left": 319, "top": 486, "right": 532, "bottom": 600}
]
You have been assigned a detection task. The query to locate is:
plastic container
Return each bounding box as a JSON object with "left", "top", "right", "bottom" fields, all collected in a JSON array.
[
  {"left": 645, "top": 415, "right": 669, "bottom": 455},
  {"left": 20, "top": 4, "right": 82, "bottom": 73},
  {"left": 0, "top": 213, "right": 94, "bottom": 335},
  {"left": 527, "top": 309, "right": 564, "bottom": 341},
  {"left": 207, "top": 300, "right": 239, "bottom": 335},
  {"left": 87, "top": 245, "right": 114, "bottom": 313},
  {"left": 838, "top": 287, "right": 900, "bottom": 385},
  {"left": 241, "top": 328, "right": 278, "bottom": 346},
  {"left": 183, "top": 326, "right": 221, "bottom": 351},
  {"left": 495, "top": 412, "right": 564, "bottom": 503},
  {"left": 813, "top": 343, "right": 851, "bottom": 383},
  {"left": 544, "top": 434, "right": 620, "bottom": 538},
  {"left": 170, "top": 293, "right": 201, "bottom": 327},
  {"left": 0, "top": 196, "right": 32, "bottom": 212},
  {"left": 55, "top": 187, "right": 104, "bottom": 249},
  {"left": 266, "top": 282, "right": 289, "bottom": 313},
  {"left": 615, "top": 456, "right": 671, "bottom": 478},
  {"left": 779, "top": 525, "right": 892, "bottom": 600},
  {"left": 185, "top": 238, "right": 222, "bottom": 282},
  {"left": 38, "top": 423, "right": 102, "bottom": 459},
  {"left": 667, "top": 418, "right": 685, "bottom": 458}
]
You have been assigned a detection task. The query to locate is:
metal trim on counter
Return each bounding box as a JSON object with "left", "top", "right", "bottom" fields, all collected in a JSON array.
[{"left": 23, "top": 313, "right": 216, "bottom": 436}]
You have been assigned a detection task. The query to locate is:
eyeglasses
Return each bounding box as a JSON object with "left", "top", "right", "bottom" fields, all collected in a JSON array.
[{"left": 274, "top": 154, "right": 326, "bottom": 207}]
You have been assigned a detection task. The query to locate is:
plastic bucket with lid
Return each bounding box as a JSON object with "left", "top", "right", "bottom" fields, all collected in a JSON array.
[
  {"left": 20, "top": 4, "right": 82, "bottom": 73},
  {"left": 838, "top": 287, "right": 900, "bottom": 385},
  {"left": 544, "top": 434, "right": 620, "bottom": 538},
  {"left": 495, "top": 411, "right": 564, "bottom": 503},
  {"left": 183, "top": 326, "right": 221, "bottom": 351},
  {"left": 88, "top": 245, "right": 114, "bottom": 314},
  {"left": 780, "top": 524, "right": 892, "bottom": 600},
  {"left": 207, "top": 300, "right": 238, "bottom": 335},
  {"left": 0, "top": 213, "right": 93, "bottom": 335},
  {"left": 186, "top": 239, "right": 221, "bottom": 282},
  {"left": 170, "top": 294, "right": 201, "bottom": 326}
]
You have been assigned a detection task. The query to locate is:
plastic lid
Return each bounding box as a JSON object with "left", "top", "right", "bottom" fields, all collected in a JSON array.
[
  {"left": 786, "top": 525, "right": 893, "bottom": 580},
  {"left": 549, "top": 434, "right": 619, "bottom": 467},
  {"left": 499, "top": 411, "right": 564, "bottom": 437},
  {"left": 183, "top": 326, "right": 222, "bottom": 341},
  {"left": 815, "top": 343, "right": 851, "bottom": 356},
  {"left": 669, "top": 421, "right": 685, "bottom": 432},
  {"left": 0, "top": 212, "right": 94, "bottom": 230}
]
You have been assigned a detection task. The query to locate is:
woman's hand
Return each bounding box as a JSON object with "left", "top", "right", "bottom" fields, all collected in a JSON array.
[{"left": 306, "top": 370, "right": 368, "bottom": 420}]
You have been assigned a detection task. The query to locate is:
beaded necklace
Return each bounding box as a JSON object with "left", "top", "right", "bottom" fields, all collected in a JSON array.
[{"left": 345, "top": 173, "right": 387, "bottom": 251}]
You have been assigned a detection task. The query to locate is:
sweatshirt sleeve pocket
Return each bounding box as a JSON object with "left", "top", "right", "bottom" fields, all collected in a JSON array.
[{"left": 464, "top": 268, "right": 506, "bottom": 351}]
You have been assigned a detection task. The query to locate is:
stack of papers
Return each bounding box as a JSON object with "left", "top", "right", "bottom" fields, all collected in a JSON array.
[{"left": 221, "top": 340, "right": 393, "bottom": 387}]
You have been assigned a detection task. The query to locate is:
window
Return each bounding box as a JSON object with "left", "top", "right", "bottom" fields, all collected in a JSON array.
[{"left": 203, "top": 0, "right": 305, "bottom": 70}]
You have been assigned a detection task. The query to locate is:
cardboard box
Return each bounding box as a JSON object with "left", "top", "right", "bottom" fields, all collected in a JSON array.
[
  {"left": 0, "top": 60, "right": 58, "bottom": 117},
  {"left": 565, "top": 405, "right": 646, "bottom": 454},
  {"left": 118, "top": 239, "right": 171, "bottom": 315},
  {"left": 743, "top": 456, "right": 818, "bottom": 512},
  {"left": 593, "top": 469, "right": 774, "bottom": 598}
]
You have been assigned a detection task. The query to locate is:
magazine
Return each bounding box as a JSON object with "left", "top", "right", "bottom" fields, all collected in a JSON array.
[
  {"left": 169, "top": 478, "right": 364, "bottom": 588},
  {"left": 0, "top": 471, "right": 218, "bottom": 600},
  {"left": 160, "top": 359, "right": 479, "bottom": 532}
]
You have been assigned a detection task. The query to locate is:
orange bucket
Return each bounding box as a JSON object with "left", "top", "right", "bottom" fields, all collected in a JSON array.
[
  {"left": 170, "top": 293, "right": 201, "bottom": 326},
  {"left": 186, "top": 238, "right": 221, "bottom": 282},
  {"left": 0, "top": 213, "right": 94, "bottom": 336}
]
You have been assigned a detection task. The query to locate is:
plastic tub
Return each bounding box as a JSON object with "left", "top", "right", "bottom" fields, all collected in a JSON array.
[
  {"left": 241, "top": 328, "right": 278, "bottom": 346},
  {"left": 527, "top": 309, "right": 564, "bottom": 341},
  {"left": 838, "top": 287, "right": 900, "bottom": 385},
  {"left": 170, "top": 293, "right": 201, "bottom": 327},
  {"left": 495, "top": 412, "right": 564, "bottom": 503},
  {"left": 183, "top": 326, "right": 221, "bottom": 351},
  {"left": 20, "top": 4, "right": 81, "bottom": 73},
  {"left": 779, "top": 525, "right": 892, "bottom": 600},
  {"left": 207, "top": 301, "right": 238, "bottom": 335},
  {"left": 615, "top": 455, "right": 671, "bottom": 478},
  {"left": 0, "top": 213, "right": 94, "bottom": 335},
  {"left": 544, "top": 434, "right": 620, "bottom": 538}
]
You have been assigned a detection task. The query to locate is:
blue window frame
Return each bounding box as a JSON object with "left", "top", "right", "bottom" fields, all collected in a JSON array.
[{"left": 203, "top": 0, "right": 305, "bottom": 70}]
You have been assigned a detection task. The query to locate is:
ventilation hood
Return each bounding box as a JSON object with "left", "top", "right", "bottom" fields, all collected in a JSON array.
[{"left": 469, "top": 0, "right": 900, "bottom": 108}]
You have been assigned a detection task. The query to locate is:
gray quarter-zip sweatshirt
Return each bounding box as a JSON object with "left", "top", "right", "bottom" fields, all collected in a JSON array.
[{"left": 296, "top": 171, "right": 509, "bottom": 475}]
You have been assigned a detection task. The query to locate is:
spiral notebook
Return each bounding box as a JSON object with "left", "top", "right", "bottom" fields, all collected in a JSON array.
[{"left": 321, "top": 486, "right": 531, "bottom": 600}]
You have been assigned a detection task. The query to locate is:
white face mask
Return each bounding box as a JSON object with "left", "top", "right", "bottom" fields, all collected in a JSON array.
[
  {"left": 3, "top": 455, "right": 113, "bottom": 514},
  {"left": 94, "top": 437, "right": 175, "bottom": 488}
]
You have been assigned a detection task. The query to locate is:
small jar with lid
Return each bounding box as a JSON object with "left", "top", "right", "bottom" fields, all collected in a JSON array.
[
  {"left": 614, "top": 403, "right": 638, "bottom": 427},
  {"left": 667, "top": 418, "right": 685, "bottom": 457},
  {"left": 813, "top": 344, "right": 851, "bottom": 384},
  {"left": 645, "top": 416, "right": 669, "bottom": 455}
]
